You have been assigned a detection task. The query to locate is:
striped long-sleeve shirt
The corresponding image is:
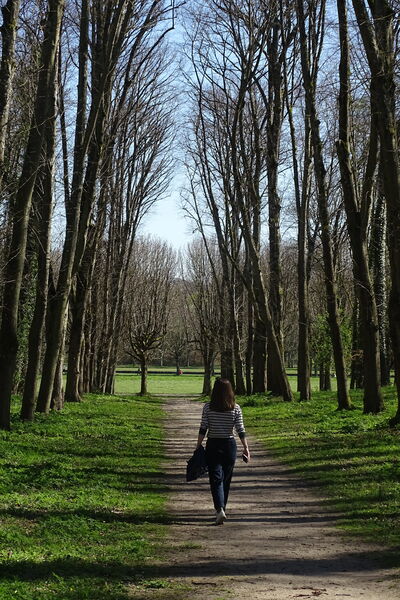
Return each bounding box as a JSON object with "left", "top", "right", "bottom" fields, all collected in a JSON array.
[{"left": 199, "top": 402, "right": 246, "bottom": 440}]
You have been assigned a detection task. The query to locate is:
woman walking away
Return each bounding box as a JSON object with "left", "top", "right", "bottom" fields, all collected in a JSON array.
[{"left": 196, "top": 378, "right": 251, "bottom": 525}]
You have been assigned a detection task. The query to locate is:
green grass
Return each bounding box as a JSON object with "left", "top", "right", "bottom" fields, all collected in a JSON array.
[
  {"left": 0, "top": 394, "right": 167, "bottom": 600},
  {"left": 117, "top": 365, "right": 209, "bottom": 373},
  {"left": 114, "top": 373, "right": 207, "bottom": 395},
  {"left": 239, "top": 387, "right": 400, "bottom": 552},
  {"left": 114, "top": 372, "right": 335, "bottom": 396}
]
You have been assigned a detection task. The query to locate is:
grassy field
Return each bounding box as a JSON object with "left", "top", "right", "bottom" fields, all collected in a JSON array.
[
  {"left": 0, "top": 394, "right": 167, "bottom": 600},
  {"left": 114, "top": 373, "right": 206, "bottom": 395},
  {"left": 239, "top": 386, "right": 400, "bottom": 553},
  {"left": 113, "top": 372, "right": 337, "bottom": 395}
]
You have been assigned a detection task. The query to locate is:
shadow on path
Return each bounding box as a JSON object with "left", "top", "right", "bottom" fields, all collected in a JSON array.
[{"left": 158, "top": 397, "right": 400, "bottom": 600}]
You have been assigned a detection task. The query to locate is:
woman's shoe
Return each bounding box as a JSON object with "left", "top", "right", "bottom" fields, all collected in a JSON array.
[{"left": 215, "top": 507, "right": 226, "bottom": 525}]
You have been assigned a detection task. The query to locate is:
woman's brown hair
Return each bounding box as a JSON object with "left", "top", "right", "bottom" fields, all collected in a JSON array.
[{"left": 209, "top": 378, "right": 235, "bottom": 411}]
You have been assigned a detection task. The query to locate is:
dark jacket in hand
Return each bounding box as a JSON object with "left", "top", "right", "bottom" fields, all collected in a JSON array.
[{"left": 186, "top": 445, "right": 208, "bottom": 482}]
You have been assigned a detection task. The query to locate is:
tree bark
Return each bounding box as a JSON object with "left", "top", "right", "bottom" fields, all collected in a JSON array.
[
  {"left": 369, "top": 177, "right": 390, "bottom": 386},
  {"left": 229, "top": 67, "right": 292, "bottom": 403},
  {"left": 51, "top": 324, "right": 66, "bottom": 411},
  {"left": 336, "top": 0, "right": 383, "bottom": 413},
  {"left": 253, "top": 319, "right": 267, "bottom": 393},
  {"left": 319, "top": 362, "right": 332, "bottom": 391},
  {"left": 20, "top": 79, "right": 57, "bottom": 419},
  {"left": 65, "top": 278, "right": 85, "bottom": 403},
  {"left": 245, "top": 291, "right": 253, "bottom": 395},
  {"left": 0, "top": 0, "right": 20, "bottom": 189},
  {"left": 0, "top": 0, "right": 64, "bottom": 429},
  {"left": 350, "top": 295, "right": 363, "bottom": 390},
  {"left": 248, "top": 247, "right": 292, "bottom": 401},
  {"left": 65, "top": 221, "right": 101, "bottom": 402},
  {"left": 140, "top": 359, "right": 148, "bottom": 395},
  {"left": 295, "top": 117, "right": 312, "bottom": 401},
  {"left": 230, "top": 292, "right": 245, "bottom": 394},
  {"left": 202, "top": 350, "right": 214, "bottom": 395}
]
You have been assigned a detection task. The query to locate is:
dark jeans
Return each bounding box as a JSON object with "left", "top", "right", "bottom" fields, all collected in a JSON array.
[{"left": 205, "top": 437, "right": 237, "bottom": 511}]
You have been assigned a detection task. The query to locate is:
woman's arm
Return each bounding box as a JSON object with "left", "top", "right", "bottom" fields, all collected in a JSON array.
[
  {"left": 196, "top": 403, "right": 209, "bottom": 448},
  {"left": 235, "top": 405, "right": 250, "bottom": 461},
  {"left": 240, "top": 436, "right": 251, "bottom": 461},
  {"left": 196, "top": 432, "right": 205, "bottom": 448}
]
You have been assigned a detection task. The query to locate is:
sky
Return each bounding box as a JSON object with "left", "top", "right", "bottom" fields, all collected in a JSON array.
[
  {"left": 141, "top": 190, "right": 193, "bottom": 250},
  {"left": 138, "top": 12, "right": 196, "bottom": 251}
]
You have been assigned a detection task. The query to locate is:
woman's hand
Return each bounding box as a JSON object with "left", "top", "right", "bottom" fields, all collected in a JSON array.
[{"left": 242, "top": 448, "right": 251, "bottom": 463}]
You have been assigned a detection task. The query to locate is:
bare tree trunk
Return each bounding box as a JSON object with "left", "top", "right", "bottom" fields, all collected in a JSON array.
[
  {"left": 51, "top": 323, "right": 66, "bottom": 411},
  {"left": 0, "top": 0, "right": 64, "bottom": 429},
  {"left": 65, "top": 219, "right": 101, "bottom": 402},
  {"left": 37, "top": 0, "right": 109, "bottom": 409},
  {"left": 219, "top": 285, "right": 235, "bottom": 384},
  {"left": 336, "top": 0, "right": 383, "bottom": 413},
  {"left": 39, "top": 94, "right": 107, "bottom": 410},
  {"left": 65, "top": 274, "right": 86, "bottom": 403},
  {"left": 370, "top": 178, "right": 390, "bottom": 386},
  {"left": 249, "top": 249, "right": 292, "bottom": 401},
  {"left": 36, "top": 0, "right": 88, "bottom": 413},
  {"left": 293, "top": 114, "right": 312, "bottom": 401},
  {"left": 20, "top": 79, "right": 57, "bottom": 419},
  {"left": 297, "top": 193, "right": 312, "bottom": 401},
  {"left": 351, "top": 0, "right": 400, "bottom": 423},
  {"left": 319, "top": 361, "right": 331, "bottom": 391},
  {"left": 297, "top": 0, "right": 351, "bottom": 410},
  {"left": 229, "top": 155, "right": 292, "bottom": 400},
  {"left": 140, "top": 359, "right": 148, "bottom": 396},
  {"left": 203, "top": 369, "right": 212, "bottom": 396},
  {"left": 84, "top": 279, "right": 98, "bottom": 393},
  {"left": 266, "top": 16, "right": 284, "bottom": 395},
  {"left": 202, "top": 349, "right": 214, "bottom": 395},
  {"left": 0, "top": 0, "right": 20, "bottom": 189},
  {"left": 231, "top": 89, "right": 292, "bottom": 403},
  {"left": 245, "top": 290, "right": 253, "bottom": 396},
  {"left": 253, "top": 319, "right": 267, "bottom": 393},
  {"left": 230, "top": 288, "right": 245, "bottom": 394},
  {"left": 350, "top": 295, "right": 363, "bottom": 389}
]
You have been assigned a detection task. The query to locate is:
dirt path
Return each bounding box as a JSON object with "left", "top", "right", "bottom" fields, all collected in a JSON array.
[{"left": 131, "top": 397, "right": 399, "bottom": 600}]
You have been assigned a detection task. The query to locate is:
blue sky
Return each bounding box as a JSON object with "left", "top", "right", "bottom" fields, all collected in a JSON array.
[{"left": 141, "top": 190, "right": 192, "bottom": 250}]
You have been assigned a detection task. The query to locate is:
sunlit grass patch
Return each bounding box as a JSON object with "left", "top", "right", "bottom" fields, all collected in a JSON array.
[{"left": 114, "top": 373, "right": 207, "bottom": 396}]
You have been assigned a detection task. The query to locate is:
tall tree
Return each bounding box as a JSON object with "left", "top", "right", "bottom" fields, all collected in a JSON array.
[
  {"left": 297, "top": 0, "right": 351, "bottom": 410},
  {"left": 351, "top": 0, "right": 400, "bottom": 423},
  {"left": 0, "top": 0, "right": 64, "bottom": 430},
  {"left": 335, "top": 0, "right": 383, "bottom": 413},
  {"left": 20, "top": 49, "right": 58, "bottom": 420},
  {"left": 281, "top": 8, "right": 313, "bottom": 401}
]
